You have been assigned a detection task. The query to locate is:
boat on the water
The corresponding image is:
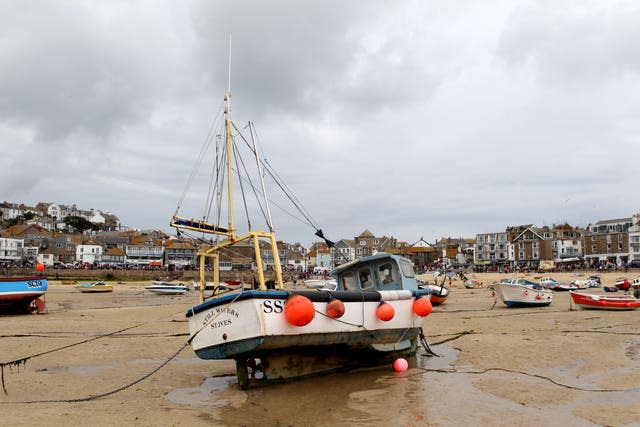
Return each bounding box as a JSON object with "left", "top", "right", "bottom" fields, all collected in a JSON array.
[
  {"left": 74, "top": 281, "right": 113, "bottom": 293},
  {"left": 0, "top": 275, "right": 48, "bottom": 314},
  {"left": 145, "top": 282, "right": 189, "bottom": 295},
  {"left": 172, "top": 90, "right": 433, "bottom": 388},
  {"left": 569, "top": 291, "right": 640, "bottom": 310},
  {"left": 492, "top": 279, "right": 552, "bottom": 307}
]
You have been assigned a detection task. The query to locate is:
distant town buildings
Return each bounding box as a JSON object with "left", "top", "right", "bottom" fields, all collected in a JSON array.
[{"left": 1, "top": 199, "right": 639, "bottom": 272}]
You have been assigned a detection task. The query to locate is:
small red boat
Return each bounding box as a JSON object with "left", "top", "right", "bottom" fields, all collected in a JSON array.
[
  {"left": 419, "top": 283, "right": 449, "bottom": 305},
  {"left": 569, "top": 291, "right": 640, "bottom": 310}
]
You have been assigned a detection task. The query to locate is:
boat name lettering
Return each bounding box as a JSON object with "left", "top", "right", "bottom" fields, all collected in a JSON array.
[
  {"left": 210, "top": 319, "right": 232, "bottom": 329},
  {"left": 27, "top": 280, "right": 42, "bottom": 288},
  {"left": 201, "top": 307, "right": 239, "bottom": 326},
  {"left": 215, "top": 307, "right": 239, "bottom": 318},
  {"left": 262, "top": 300, "right": 284, "bottom": 314}
]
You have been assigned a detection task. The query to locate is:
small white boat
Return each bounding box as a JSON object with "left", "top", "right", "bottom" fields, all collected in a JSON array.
[
  {"left": 631, "top": 278, "right": 640, "bottom": 289},
  {"left": 492, "top": 280, "right": 553, "bottom": 307},
  {"left": 303, "top": 279, "right": 337, "bottom": 290},
  {"left": 145, "top": 282, "right": 188, "bottom": 295},
  {"left": 570, "top": 279, "right": 591, "bottom": 290},
  {"left": 539, "top": 277, "right": 559, "bottom": 289},
  {"left": 303, "top": 279, "right": 329, "bottom": 289}
]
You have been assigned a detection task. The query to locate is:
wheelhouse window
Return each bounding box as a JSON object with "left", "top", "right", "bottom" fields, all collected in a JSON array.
[
  {"left": 341, "top": 272, "right": 356, "bottom": 290},
  {"left": 358, "top": 268, "right": 374, "bottom": 290},
  {"left": 377, "top": 263, "right": 396, "bottom": 285},
  {"left": 399, "top": 259, "right": 415, "bottom": 278}
]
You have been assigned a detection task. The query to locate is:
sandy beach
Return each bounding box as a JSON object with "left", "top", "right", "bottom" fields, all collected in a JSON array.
[{"left": 1, "top": 272, "right": 639, "bottom": 426}]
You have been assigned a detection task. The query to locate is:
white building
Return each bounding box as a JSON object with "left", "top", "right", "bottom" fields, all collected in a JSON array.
[
  {"left": 474, "top": 232, "right": 509, "bottom": 265},
  {"left": 47, "top": 203, "right": 61, "bottom": 219},
  {"left": 89, "top": 210, "right": 106, "bottom": 224},
  {"left": 37, "top": 252, "right": 57, "bottom": 267},
  {"left": 629, "top": 213, "right": 640, "bottom": 263},
  {"left": 0, "top": 237, "right": 24, "bottom": 264},
  {"left": 76, "top": 244, "right": 103, "bottom": 265},
  {"left": 0, "top": 202, "right": 25, "bottom": 220}
]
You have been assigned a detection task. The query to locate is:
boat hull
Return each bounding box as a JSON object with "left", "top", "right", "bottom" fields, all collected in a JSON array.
[
  {"left": 569, "top": 291, "right": 640, "bottom": 310},
  {"left": 187, "top": 289, "right": 426, "bottom": 357},
  {"left": 493, "top": 283, "right": 552, "bottom": 307},
  {"left": 75, "top": 284, "right": 113, "bottom": 293},
  {"left": 146, "top": 285, "right": 188, "bottom": 295},
  {"left": 187, "top": 289, "right": 428, "bottom": 387},
  {"left": 0, "top": 276, "right": 48, "bottom": 313},
  {"left": 419, "top": 284, "right": 449, "bottom": 305}
]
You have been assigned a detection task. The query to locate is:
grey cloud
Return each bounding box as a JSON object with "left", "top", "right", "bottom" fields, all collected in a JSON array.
[{"left": 498, "top": 2, "right": 640, "bottom": 85}]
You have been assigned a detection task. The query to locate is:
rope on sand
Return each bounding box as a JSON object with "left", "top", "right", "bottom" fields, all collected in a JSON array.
[
  {"left": 429, "top": 330, "right": 475, "bottom": 346},
  {"left": 0, "top": 323, "right": 145, "bottom": 394},
  {"left": 1, "top": 309, "right": 187, "bottom": 395},
  {"left": 411, "top": 365, "right": 640, "bottom": 393},
  {"left": 1, "top": 342, "right": 190, "bottom": 404}
]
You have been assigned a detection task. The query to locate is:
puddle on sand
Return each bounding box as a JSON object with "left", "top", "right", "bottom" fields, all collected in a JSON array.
[{"left": 166, "top": 376, "right": 240, "bottom": 409}]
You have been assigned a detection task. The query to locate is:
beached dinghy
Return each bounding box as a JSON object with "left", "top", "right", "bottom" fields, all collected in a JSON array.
[
  {"left": 492, "top": 279, "right": 552, "bottom": 307},
  {"left": 418, "top": 281, "right": 449, "bottom": 305},
  {"left": 0, "top": 275, "right": 48, "bottom": 314},
  {"left": 145, "top": 282, "right": 188, "bottom": 295},
  {"left": 74, "top": 281, "right": 113, "bottom": 293},
  {"left": 569, "top": 291, "right": 640, "bottom": 310},
  {"left": 172, "top": 91, "right": 433, "bottom": 388}
]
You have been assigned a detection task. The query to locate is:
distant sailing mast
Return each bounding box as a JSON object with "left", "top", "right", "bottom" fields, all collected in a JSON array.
[{"left": 171, "top": 90, "right": 284, "bottom": 299}]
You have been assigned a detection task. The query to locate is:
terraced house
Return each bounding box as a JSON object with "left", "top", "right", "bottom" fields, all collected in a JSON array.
[
  {"left": 474, "top": 232, "right": 509, "bottom": 266},
  {"left": 582, "top": 217, "right": 632, "bottom": 267},
  {"left": 506, "top": 225, "right": 553, "bottom": 268}
]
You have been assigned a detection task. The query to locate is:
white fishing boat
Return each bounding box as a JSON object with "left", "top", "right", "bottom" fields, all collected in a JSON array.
[
  {"left": 492, "top": 279, "right": 553, "bottom": 307},
  {"left": 172, "top": 89, "right": 433, "bottom": 388}
]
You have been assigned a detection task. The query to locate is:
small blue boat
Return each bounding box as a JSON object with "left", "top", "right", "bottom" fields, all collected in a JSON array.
[{"left": 0, "top": 275, "right": 48, "bottom": 314}]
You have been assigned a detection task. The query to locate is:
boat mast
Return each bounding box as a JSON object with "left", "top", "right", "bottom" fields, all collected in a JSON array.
[{"left": 224, "top": 92, "right": 236, "bottom": 240}]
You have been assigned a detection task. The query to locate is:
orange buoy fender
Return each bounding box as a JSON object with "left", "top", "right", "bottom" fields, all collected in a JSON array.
[
  {"left": 376, "top": 301, "right": 395, "bottom": 321},
  {"left": 326, "top": 298, "right": 345, "bottom": 319},
  {"left": 284, "top": 295, "right": 315, "bottom": 326},
  {"left": 413, "top": 296, "right": 432, "bottom": 317}
]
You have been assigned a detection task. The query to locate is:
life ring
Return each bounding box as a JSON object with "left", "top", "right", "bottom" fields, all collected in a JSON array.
[{"left": 523, "top": 290, "right": 529, "bottom": 297}]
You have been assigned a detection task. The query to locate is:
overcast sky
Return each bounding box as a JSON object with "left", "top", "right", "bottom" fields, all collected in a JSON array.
[{"left": 2, "top": 0, "right": 639, "bottom": 247}]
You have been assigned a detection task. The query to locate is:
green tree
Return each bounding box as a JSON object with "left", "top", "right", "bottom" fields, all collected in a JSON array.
[{"left": 63, "top": 215, "right": 96, "bottom": 232}]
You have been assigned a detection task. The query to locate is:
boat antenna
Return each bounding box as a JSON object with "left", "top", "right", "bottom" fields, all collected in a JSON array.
[{"left": 227, "top": 35, "right": 232, "bottom": 93}]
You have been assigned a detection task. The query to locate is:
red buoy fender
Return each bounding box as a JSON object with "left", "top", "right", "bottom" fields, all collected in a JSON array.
[
  {"left": 326, "top": 298, "right": 345, "bottom": 319},
  {"left": 376, "top": 301, "right": 395, "bottom": 321},
  {"left": 413, "top": 297, "right": 432, "bottom": 317},
  {"left": 284, "top": 295, "right": 315, "bottom": 326}
]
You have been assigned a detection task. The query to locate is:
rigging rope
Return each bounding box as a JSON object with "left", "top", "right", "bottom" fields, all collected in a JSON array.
[
  {"left": 232, "top": 122, "right": 323, "bottom": 232},
  {"left": 174, "top": 103, "right": 224, "bottom": 216}
]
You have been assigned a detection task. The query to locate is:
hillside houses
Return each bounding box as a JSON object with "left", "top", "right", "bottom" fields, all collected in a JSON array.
[{"left": 0, "top": 200, "right": 121, "bottom": 232}]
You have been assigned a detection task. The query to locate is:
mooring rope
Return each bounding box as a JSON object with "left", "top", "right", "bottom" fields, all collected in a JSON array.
[
  {"left": 1, "top": 342, "right": 190, "bottom": 404},
  {"left": 0, "top": 322, "right": 146, "bottom": 394}
]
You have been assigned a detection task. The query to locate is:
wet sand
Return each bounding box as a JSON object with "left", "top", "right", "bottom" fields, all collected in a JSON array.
[{"left": 1, "top": 272, "right": 639, "bottom": 426}]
